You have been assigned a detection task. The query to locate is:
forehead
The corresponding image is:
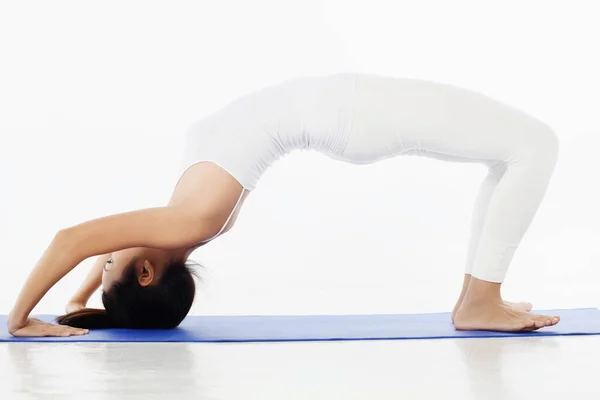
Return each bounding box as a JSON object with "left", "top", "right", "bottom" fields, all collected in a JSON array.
[{"left": 111, "top": 250, "right": 141, "bottom": 265}]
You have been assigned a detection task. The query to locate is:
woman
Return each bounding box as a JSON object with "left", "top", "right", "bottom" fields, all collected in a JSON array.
[{"left": 7, "top": 73, "right": 560, "bottom": 337}]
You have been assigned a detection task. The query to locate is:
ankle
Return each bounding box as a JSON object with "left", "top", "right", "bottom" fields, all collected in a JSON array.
[
  {"left": 459, "top": 274, "right": 472, "bottom": 293},
  {"left": 462, "top": 277, "right": 503, "bottom": 305}
]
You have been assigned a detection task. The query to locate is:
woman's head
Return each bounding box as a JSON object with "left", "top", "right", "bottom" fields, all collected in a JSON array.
[
  {"left": 57, "top": 249, "right": 197, "bottom": 330},
  {"left": 101, "top": 247, "right": 187, "bottom": 290}
]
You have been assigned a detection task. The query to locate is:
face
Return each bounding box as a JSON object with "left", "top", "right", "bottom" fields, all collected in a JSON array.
[{"left": 101, "top": 247, "right": 172, "bottom": 291}]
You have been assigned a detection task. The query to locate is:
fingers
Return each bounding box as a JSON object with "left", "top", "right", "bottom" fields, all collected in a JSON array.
[
  {"left": 11, "top": 319, "right": 90, "bottom": 338},
  {"left": 47, "top": 325, "right": 89, "bottom": 337},
  {"left": 65, "top": 327, "right": 89, "bottom": 336}
]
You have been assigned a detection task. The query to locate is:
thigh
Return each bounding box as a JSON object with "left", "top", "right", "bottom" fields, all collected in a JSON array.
[{"left": 348, "top": 76, "right": 550, "bottom": 164}]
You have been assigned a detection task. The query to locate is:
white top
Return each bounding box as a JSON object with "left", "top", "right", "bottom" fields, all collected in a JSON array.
[
  {"left": 179, "top": 72, "right": 559, "bottom": 286},
  {"left": 180, "top": 73, "right": 361, "bottom": 191}
]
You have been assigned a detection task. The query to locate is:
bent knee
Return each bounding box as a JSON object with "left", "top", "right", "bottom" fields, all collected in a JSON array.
[
  {"left": 517, "top": 122, "right": 559, "bottom": 167},
  {"left": 537, "top": 124, "right": 559, "bottom": 161}
]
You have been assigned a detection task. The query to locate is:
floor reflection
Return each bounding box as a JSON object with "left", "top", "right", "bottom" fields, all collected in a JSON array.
[
  {"left": 1, "top": 335, "right": 597, "bottom": 399},
  {"left": 5, "top": 342, "right": 201, "bottom": 398},
  {"left": 454, "top": 336, "right": 561, "bottom": 399}
]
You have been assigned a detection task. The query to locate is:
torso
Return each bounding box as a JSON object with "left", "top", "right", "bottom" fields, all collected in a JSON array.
[
  {"left": 172, "top": 73, "right": 366, "bottom": 245},
  {"left": 169, "top": 161, "right": 249, "bottom": 248},
  {"left": 172, "top": 72, "right": 493, "bottom": 245},
  {"left": 179, "top": 73, "right": 362, "bottom": 192}
]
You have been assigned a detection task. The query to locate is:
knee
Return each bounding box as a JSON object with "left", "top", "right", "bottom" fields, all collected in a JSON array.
[
  {"left": 519, "top": 122, "right": 559, "bottom": 169},
  {"left": 538, "top": 124, "right": 559, "bottom": 163}
]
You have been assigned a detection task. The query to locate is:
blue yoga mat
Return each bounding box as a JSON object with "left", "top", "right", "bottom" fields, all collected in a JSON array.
[{"left": 1, "top": 308, "right": 599, "bottom": 343}]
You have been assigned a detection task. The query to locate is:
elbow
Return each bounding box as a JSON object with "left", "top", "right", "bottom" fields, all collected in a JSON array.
[
  {"left": 54, "top": 228, "right": 75, "bottom": 243},
  {"left": 51, "top": 228, "right": 80, "bottom": 257}
]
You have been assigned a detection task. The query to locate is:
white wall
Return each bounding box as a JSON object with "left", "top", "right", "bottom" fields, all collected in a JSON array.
[{"left": 0, "top": 0, "right": 598, "bottom": 317}]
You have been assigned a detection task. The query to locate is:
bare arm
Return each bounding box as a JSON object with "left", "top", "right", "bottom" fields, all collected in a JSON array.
[
  {"left": 7, "top": 205, "right": 223, "bottom": 333},
  {"left": 66, "top": 253, "right": 112, "bottom": 310}
]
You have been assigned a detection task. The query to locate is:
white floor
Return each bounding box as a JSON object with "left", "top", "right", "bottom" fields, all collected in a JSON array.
[{"left": 1, "top": 335, "right": 598, "bottom": 399}]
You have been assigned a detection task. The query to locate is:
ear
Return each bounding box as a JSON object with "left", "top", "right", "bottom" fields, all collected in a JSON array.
[{"left": 137, "top": 260, "right": 155, "bottom": 287}]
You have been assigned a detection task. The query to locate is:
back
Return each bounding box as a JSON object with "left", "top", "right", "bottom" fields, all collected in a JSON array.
[{"left": 180, "top": 73, "right": 360, "bottom": 190}]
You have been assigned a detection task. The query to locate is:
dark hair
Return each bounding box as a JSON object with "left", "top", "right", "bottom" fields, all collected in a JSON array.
[{"left": 56, "top": 259, "right": 197, "bottom": 329}]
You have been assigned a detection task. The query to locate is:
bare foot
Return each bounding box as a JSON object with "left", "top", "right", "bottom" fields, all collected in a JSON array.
[
  {"left": 451, "top": 274, "right": 472, "bottom": 323},
  {"left": 451, "top": 274, "right": 533, "bottom": 322},
  {"left": 454, "top": 302, "right": 560, "bottom": 332},
  {"left": 452, "top": 298, "right": 533, "bottom": 322},
  {"left": 453, "top": 276, "right": 559, "bottom": 332},
  {"left": 503, "top": 301, "right": 533, "bottom": 313}
]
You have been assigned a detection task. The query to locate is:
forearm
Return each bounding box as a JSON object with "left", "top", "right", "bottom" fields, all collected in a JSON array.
[
  {"left": 7, "top": 205, "right": 219, "bottom": 332},
  {"left": 7, "top": 232, "right": 82, "bottom": 331},
  {"left": 69, "top": 253, "right": 111, "bottom": 305}
]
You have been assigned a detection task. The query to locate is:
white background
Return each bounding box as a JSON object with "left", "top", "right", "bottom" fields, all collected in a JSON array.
[{"left": 1, "top": 0, "right": 599, "bottom": 318}]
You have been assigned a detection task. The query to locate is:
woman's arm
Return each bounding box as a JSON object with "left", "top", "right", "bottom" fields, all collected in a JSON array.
[
  {"left": 7, "top": 205, "right": 221, "bottom": 333},
  {"left": 66, "top": 253, "right": 112, "bottom": 312}
]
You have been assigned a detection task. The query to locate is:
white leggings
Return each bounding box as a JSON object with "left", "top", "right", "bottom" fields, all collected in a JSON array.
[
  {"left": 187, "top": 74, "right": 559, "bottom": 283},
  {"left": 340, "top": 76, "right": 559, "bottom": 283}
]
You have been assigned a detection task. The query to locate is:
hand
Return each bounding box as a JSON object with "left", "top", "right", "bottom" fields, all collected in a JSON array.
[
  {"left": 65, "top": 300, "right": 86, "bottom": 314},
  {"left": 9, "top": 318, "right": 89, "bottom": 337}
]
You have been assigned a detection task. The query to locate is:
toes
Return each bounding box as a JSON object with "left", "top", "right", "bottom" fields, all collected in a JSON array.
[
  {"left": 526, "top": 314, "right": 547, "bottom": 328},
  {"left": 528, "top": 313, "right": 560, "bottom": 327},
  {"left": 541, "top": 315, "right": 559, "bottom": 326},
  {"left": 548, "top": 316, "right": 559, "bottom": 326},
  {"left": 534, "top": 319, "right": 546, "bottom": 329},
  {"left": 520, "top": 320, "right": 536, "bottom": 331},
  {"left": 528, "top": 314, "right": 544, "bottom": 323}
]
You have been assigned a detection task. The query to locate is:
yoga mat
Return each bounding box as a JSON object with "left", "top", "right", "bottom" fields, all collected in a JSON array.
[{"left": 1, "top": 308, "right": 599, "bottom": 343}]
